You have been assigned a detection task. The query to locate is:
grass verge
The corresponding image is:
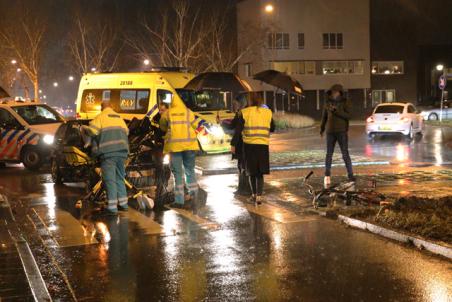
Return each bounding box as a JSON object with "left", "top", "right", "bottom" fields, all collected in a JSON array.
[
  {"left": 425, "top": 120, "right": 452, "bottom": 127},
  {"left": 273, "top": 112, "right": 315, "bottom": 130}
]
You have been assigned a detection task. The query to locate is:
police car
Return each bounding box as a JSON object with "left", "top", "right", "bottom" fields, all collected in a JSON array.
[{"left": 0, "top": 101, "right": 64, "bottom": 170}]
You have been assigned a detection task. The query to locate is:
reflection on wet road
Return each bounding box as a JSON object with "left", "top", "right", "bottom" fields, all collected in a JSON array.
[
  {"left": 0, "top": 161, "right": 451, "bottom": 301},
  {"left": 197, "top": 126, "right": 452, "bottom": 172}
]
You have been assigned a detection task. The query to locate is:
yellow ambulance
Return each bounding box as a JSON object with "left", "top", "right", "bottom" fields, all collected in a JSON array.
[
  {"left": 76, "top": 71, "right": 194, "bottom": 120},
  {"left": 75, "top": 71, "right": 232, "bottom": 153}
]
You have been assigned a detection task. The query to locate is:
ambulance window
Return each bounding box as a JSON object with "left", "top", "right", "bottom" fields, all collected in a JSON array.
[
  {"left": 102, "top": 90, "right": 111, "bottom": 101},
  {"left": 157, "top": 90, "right": 173, "bottom": 105},
  {"left": 137, "top": 91, "right": 150, "bottom": 110},
  {"left": 118, "top": 89, "right": 149, "bottom": 114},
  {"left": 0, "top": 109, "right": 19, "bottom": 128}
]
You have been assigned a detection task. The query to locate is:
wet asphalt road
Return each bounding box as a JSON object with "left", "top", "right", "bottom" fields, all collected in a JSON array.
[
  {"left": 197, "top": 124, "right": 452, "bottom": 172},
  {"left": 0, "top": 125, "right": 451, "bottom": 301}
]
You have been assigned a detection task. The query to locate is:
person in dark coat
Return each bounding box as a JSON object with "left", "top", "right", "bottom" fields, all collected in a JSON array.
[
  {"left": 320, "top": 84, "right": 355, "bottom": 188},
  {"left": 236, "top": 94, "right": 275, "bottom": 204},
  {"left": 229, "top": 94, "right": 250, "bottom": 195}
]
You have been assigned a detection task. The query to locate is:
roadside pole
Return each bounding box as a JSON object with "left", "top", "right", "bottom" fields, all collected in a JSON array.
[{"left": 439, "top": 72, "right": 447, "bottom": 123}]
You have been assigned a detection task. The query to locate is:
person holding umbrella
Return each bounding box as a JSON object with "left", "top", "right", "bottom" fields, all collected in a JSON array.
[
  {"left": 320, "top": 84, "right": 355, "bottom": 188},
  {"left": 236, "top": 94, "right": 275, "bottom": 204}
]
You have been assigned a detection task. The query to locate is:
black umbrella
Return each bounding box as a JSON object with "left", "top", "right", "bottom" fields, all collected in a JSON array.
[
  {"left": 253, "top": 70, "right": 303, "bottom": 95},
  {"left": 0, "top": 86, "right": 10, "bottom": 98},
  {"left": 184, "top": 72, "right": 252, "bottom": 94}
]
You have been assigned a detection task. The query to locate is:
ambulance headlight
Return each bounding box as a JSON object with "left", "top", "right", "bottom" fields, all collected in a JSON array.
[
  {"left": 163, "top": 154, "right": 170, "bottom": 165},
  {"left": 43, "top": 134, "right": 54, "bottom": 145}
]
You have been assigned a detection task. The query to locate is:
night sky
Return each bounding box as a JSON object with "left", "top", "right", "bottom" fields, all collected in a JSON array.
[{"left": 0, "top": 0, "right": 235, "bottom": 107}]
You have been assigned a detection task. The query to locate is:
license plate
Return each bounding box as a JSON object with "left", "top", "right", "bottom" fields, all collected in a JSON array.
[{"left": 379, "top": 126, "right": 392, "bottom": 131}]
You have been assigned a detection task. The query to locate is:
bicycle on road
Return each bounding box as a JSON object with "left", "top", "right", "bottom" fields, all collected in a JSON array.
[{"left": 301, "top": 171, "right": 386, "bottom": 209}]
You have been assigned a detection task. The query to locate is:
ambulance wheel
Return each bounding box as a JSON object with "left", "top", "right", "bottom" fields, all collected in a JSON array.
[
  {"left": 21, "top": 147, "right": 42, "bottom": 171},
  {"left": 51, "top": 160, "right": 63, "bottom": 184}
]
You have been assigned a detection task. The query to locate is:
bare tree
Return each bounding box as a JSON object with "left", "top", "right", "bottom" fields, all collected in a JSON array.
[
  {"left": 203, "top": 6, "right": 255, "bottom": 72},
  {"left": 0, "top": 2, "right": 46, "bottom": 101},
  {"left": 128, "top": 0, "right": 210, "bottom": 72},
  {"left": 128, "top": 0, "right": 252, "bottom": 73},
  {"left": 68, "top": 6, "right": 124, "bottom": 74}
]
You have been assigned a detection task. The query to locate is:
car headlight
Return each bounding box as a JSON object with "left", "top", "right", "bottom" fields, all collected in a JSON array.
[
  {"left": 163, "top": 154, "right": 170, "bottom": 165},
  {"left": 43, "top": 134, "right": 54, "bottom": 145}
]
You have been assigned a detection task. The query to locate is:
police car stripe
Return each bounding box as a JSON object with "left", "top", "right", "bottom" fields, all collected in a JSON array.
[
  {"left": 27, "top": 133, "right": 38, "bottom": 143},
  {"left": 7, "top": 143, "right": 20, "bottom": 159},
  {"left": 17, "top": 129, "right": 31, "bottom": 142},
  {"left": 0, "top": 129, "right": 12, "bottom": 140},
  {"left": 6, "top": 130, "right": 19, "bottom": 143},
  {"left": 0, "top": 138, "right": 17, "bottom": 157}
]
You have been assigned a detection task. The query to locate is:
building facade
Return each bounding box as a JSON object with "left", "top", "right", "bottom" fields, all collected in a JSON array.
[
  {"left": 237, "top": 0, "right": 371, "bottom": 119},
  {"left": 370, "top": 0, "right": 452, "bottom": 107}
]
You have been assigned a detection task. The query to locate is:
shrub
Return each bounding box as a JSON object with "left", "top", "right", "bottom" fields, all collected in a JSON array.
[{"left": 273, "top": 112, "right": 315, "bottom": 130}]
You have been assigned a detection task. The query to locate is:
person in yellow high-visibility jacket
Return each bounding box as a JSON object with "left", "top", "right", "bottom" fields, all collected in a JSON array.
[
  {"left": 236, "top": 95, "right": 274, "bottom": 205},
  {"left": 159, "top": 93, "right": 206, "bottom": 209},
  {"left": 84, "top": 101, "right": 129, "bottom": 215}
]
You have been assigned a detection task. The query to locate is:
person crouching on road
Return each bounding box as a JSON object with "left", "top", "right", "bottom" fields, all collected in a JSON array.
[
  {"left": 320, "top": 84, "right": 355, "bottom": 188},
  {"left": 86, "top": 101, "right": 129, "bottom": 215},
  {"left": 237, "top": 95, "right": 274, "bottom": 205},
  {"left": 159, "top": 94, "right": 205, "bottom": 210}
]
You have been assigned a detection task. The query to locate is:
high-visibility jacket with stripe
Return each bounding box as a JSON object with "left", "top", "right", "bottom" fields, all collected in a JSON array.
[
  {"left": 160, "top": 106, "right": 204, "bottom": 153},
  {"left": 241, "top": 106, "right": 273, "bottom": 145},
  {"left": 88, "top": 108, "right": 129, "bottom": 158}
]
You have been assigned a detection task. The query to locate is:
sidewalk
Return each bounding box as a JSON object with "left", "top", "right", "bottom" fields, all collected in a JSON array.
[
  {"left": 0, "top": 193, "right": 51, "bottom": 302},
  {"left": 0, "top": 221, "right": 34, "bottom": 301}
]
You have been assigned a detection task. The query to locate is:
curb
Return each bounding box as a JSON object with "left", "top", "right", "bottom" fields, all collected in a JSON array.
[{"left": 337, "top": 214, "right": 452, "bottom": 260}]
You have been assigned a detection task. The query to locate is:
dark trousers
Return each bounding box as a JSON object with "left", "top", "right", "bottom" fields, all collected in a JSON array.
[
  {"left": 325, "top": 132, "right": 354, "bottom": 179},
  {"left": 249, "top": 175, "right": 264, "bottom": 196}
]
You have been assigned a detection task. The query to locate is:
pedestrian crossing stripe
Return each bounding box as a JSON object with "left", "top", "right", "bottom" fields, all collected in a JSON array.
[{"left": 165, "top": 206, "right": 220, "bottom": 230}]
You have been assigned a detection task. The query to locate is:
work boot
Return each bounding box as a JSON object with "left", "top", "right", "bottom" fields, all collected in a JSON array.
[
  {"left": 101, "top": 209, "right": 118, "bottom": 216},
  {"left": 118, "top": 205, "right": 128, "bottom": 212},
  {"left": 247, "top": 194, "right": 257, "bottom": 204},
  {"left": 169, "top": 201, "right": 191, "bottom": 210},
  {"left": 324, "top": 176, "right": 331, "bottom": 189},
  {"left": 255, "top": 195, "right": 263, "bottom": 205}
]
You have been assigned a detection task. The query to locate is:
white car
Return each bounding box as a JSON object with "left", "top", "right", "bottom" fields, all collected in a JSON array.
[
  {"left": 0, "top": 101, "right": 64, "bottom": 170},
  {"left": 366, "top": 102, "right": 423, "bottom": 139}
]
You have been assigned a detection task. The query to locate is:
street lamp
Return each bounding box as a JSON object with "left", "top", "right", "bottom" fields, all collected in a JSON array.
[
  {"left": 68, "top": 76, "right": 74, "bottom": 81},
  {"left": 143, "top": 59, "right": 150, "bottom": 66},
  {"left": 91, "top": 67, "right": 96, "bottom": 72},
  {"left": 16, "top": 68, "right": 21, "bottom": 72},
  {"left": 11, "top": 59, "right": 17, "bottom": 65},
  {"left": 436, "top": 64, "right": 444, "bottom": 71},
  {"left": 264, "top": 3, "right": 274, "bottom": 13},
  {"left": 39, "top": 90, "right": 42, "bottom": 94},
  {"left": 43, "top": 95, "right": 47, "bottom": 99},
  {"left": 53, "top": 82, "right": 58, "bottom": 87}
]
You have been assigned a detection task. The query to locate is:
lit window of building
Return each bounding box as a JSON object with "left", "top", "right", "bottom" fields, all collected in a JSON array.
[{"left": 371, "top": 61, "right": 404, "bottom": 74}]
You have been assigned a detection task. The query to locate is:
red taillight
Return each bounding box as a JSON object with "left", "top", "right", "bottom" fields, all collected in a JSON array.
[{"left": 366, "top": 116, "right": 374, "bottom": 123}]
